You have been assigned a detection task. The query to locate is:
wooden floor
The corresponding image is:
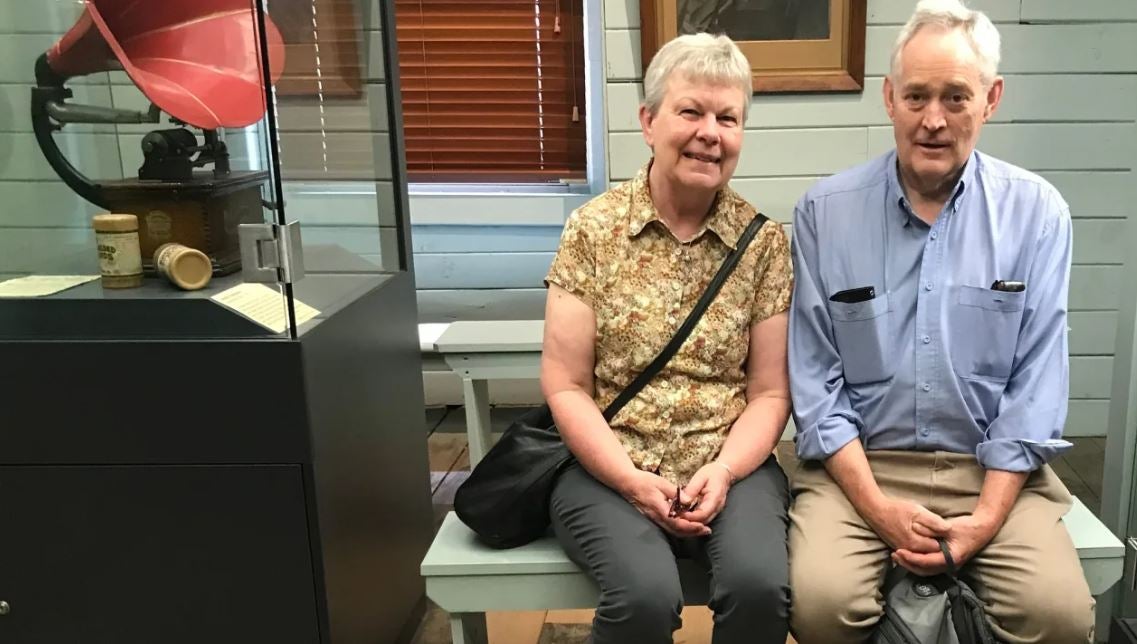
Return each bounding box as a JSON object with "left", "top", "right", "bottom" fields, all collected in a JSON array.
[{"left": 410, "top": 406, "right": 1108, "bottom": 644}]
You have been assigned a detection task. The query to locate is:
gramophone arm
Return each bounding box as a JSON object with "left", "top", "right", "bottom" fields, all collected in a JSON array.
[
  {"left": 31, "top": 53, "right": 121, "bottom": 209},
  {"left": 47, "top": 101, "right": 161, "bottom": 125}
]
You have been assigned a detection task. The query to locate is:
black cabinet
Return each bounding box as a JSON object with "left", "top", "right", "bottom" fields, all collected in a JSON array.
[
  {"left": 0, "top": 465, "right": 319, "bottom": 644},
  {"left": 0, "top": 274, "right": 434, "bottom": 643}
]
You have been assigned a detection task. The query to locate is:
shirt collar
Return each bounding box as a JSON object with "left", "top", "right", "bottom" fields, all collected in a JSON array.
[
  {"left": 626, "top": 161, "right": 750, "bottom": 249},
  {"left": 886, "top": 149, "right": 978, "bottom": 226}
]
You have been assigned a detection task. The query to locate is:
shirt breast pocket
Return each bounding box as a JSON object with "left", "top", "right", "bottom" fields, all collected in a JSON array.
[
  {"left": 828, "top": 294, "right": 893, "bottom": 385},
  {"left": 950, "top": 285, "right": 1026, "bottom": 382}
]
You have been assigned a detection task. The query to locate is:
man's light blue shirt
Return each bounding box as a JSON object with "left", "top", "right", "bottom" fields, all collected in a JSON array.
[{"left": 788, "top": 149, "right": 1073, "bottom": 472}]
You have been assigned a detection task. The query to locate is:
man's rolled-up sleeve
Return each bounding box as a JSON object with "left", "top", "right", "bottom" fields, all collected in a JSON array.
[
  {"left": 788, "top": 200, "right": 864, "bottom": 461},
  {"left": 976, "top": 194, "right": 1074, "bottom": 472}
]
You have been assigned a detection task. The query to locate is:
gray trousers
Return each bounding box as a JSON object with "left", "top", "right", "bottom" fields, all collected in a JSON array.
[{"left": 549, "top": 459, "right": 791, "bottom": 644}]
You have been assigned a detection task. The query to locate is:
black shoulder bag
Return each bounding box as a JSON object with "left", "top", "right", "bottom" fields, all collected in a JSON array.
[{"left": 454, "top": 213, "right": 769, "bottom": 549}]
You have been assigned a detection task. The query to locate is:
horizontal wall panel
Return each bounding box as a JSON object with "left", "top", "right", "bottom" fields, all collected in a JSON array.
[
  {"left": 278, "top": 84, "right": 390, "bottom": 133},
  {"left": 0, "top": 228, "right": 98, "bottom": 274},
  {"left": 412, "top": 225, "right": 563, "bottom": 254},
  {"left": 298, "top": 226, "right": 385, "bottom": 257},
  {"left": 604, "top": 0, "right": 639, "bottom": 29},
  {"left": 1069, "top": 265, "right": 1122, "bottom": 311},
  {"left": 609, "top": 128, "right": 867, "bottom": 180},
  {"left": 282, "top": 132, "right": 391, "bottom": 180},
  {"left": 1069, "top": 311, "right": 1118, "bottom": 356},
  {"left": 416, "top": 288, "right": 548, "bottom": 320},
  {"left": 0, "top": 84, "right": 115, "bottom": 133},
  {"left": 0, "top": 35, "right": 108, "bottom": 85},
  {"left": 1070, "top": 356, "right": 1114, "bottom": 399},
  {"left": 414, "top": 251, "right": 556, "bottom": 289},
  {"left": 868, "top": 123, "right": 1134, "bottom": 171},
  {"left": 409, "top": 193, "right": 585, "bottom": 226},
  {"left": 284, "top": 181, "right": 397, "bottom": 227},
  {"left": 1073, "top": 220, "right": 1127, "bottom": 265},
  {"left": 1064, "top": 399, "right": 1110, "bottom": 437},
  {"left": 1041, "top": 172, "right": 1133, "bottom": 219},
  {"left": 728, "top": 176, "right": 821, "bottom": 222},
  {"left": 865, "top": 24, "right": 1137, "bottom": 76},
  {"left": 606, "top": 75, "right": 1137, "bottom": 133},
  {"left": 1021, "top": 0, "right": 1137, "bottom": 22},
  {"left": 605, "top": 29, "right": 641, "bottom": 81},
  {"left": 0, "top": 132, "right": 122, "bottom": 181},
  {"left": 0, "top": 1, "right": 85, "bottom": 34},
  {"left": 0, "top": 181, "right": 100, "bottom": 227},
  {"left": 868, "top": 0, "right": 1020, "bottom": 24}
]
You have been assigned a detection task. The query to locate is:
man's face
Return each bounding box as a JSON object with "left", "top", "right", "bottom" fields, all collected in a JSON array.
[{"left": 884, "top": 27, "right": 1003, "bottom": 196}]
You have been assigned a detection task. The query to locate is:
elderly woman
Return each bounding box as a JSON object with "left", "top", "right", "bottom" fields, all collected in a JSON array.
[{"left": 541, "top": 33, "right": 793, "bottom": 644}]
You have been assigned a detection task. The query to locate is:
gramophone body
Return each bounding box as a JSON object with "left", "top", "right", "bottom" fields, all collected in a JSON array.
[
  {"left": 32, "top": 0, "right": 285, "bottom": 277},
  {"left": 102, "top": 171, "right": 268, "bottom": 275}
]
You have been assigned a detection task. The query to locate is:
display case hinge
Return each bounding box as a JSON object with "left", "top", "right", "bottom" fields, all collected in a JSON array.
[{"left": 238, "top": 221, "right": 305, "bottom": 284}]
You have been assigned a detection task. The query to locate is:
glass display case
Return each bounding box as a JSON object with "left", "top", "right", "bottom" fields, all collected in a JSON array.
[
  {"left": 0, "top": 2, "right": 432, "bottom": 642},
  {"left": 0, "top": 0, "right": 408, "bottom": 341}
]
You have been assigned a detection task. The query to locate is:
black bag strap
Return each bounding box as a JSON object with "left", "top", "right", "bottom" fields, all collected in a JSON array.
[
  {"left": 600, "top": 212, "right": 770, "bottom": 422},
  {"left": 939, "top": 538, "right": 957, "bottom": 576}
]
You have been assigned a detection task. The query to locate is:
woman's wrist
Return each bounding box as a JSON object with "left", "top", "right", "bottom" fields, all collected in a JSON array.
[{"left": 712, "top": 459, "right": 737, "bottom": 485}]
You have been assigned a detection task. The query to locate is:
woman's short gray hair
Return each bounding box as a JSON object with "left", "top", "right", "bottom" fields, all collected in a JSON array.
[
  {"left": 643, "top": 33, "right": 752, "bottom": 119},
  {"left": 890, "top": 0, "right": 1001, "bottom": 86}
]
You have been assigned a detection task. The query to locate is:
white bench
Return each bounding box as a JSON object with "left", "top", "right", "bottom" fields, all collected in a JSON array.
[
  {"left": 432, "top": 320, "right": 544, "bottom": 465},
  {"left": 421, "top": 498, "right": 1124, "bottom": 644}
]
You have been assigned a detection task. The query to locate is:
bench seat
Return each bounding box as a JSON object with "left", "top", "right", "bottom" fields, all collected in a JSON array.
[{"left": 421, "top": 497, "right": 1123, "bottom": 644}]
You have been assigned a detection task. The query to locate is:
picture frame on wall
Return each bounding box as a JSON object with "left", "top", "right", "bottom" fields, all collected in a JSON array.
[{"left": 640, "top": 0, "right": 868, "bottom": 93}]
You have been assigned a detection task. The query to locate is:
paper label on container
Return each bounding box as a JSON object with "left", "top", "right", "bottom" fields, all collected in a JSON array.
[
  {"left": 95, "top": 231, "right": 142, "bottom": 276},
  {"left": 0, "top": 275, "right": 100, "bottom": 298},
  {"left": 211, "top": 283, "right": 320, "bottom": 333}
]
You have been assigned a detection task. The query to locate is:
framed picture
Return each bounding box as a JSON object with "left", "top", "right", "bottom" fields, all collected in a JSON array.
[{"left": 640, "top": 0, "right": 867, "bottom": 93}]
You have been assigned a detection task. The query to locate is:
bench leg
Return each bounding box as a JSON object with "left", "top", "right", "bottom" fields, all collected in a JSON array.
[
  {"left": 450, "top": 612, "right": 488, "bottom": 644},
  {"left": 462, "top": 378, "right": 492, "bottom": 466}
]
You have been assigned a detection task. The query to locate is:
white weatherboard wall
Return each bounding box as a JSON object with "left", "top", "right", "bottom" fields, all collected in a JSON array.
[
  {"left": 0, "top": 1, "right": 123, "bottom": 275},
  {"left": 422, "top": 0, "right": 1137, "bottom": 434}
]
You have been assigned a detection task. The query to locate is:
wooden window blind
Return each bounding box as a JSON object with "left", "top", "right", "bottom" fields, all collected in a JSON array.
[{"left": 394, "top": 0, "right": 587, "bottom": 184}]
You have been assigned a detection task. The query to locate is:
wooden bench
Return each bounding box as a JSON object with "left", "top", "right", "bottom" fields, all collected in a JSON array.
[{"left": 421, "top": 498, "right": 1124, "bottom": 644}]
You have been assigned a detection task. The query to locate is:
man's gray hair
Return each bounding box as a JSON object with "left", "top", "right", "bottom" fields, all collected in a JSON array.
[
  {"left": 643, "top": 33, "right": 752, "bottom": 119},
  {"left": 890, "top": 0, "right": 1001, "bottom": 85}
]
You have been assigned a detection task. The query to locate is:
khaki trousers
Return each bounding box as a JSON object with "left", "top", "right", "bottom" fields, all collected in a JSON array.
[{"left": 788, "top": 450, "right": 1095, "bottom": 644}]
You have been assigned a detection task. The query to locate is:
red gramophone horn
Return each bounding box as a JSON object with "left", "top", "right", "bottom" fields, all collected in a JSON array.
[{"left": 45, "top": 0, "right": 285, "bottom": 129}]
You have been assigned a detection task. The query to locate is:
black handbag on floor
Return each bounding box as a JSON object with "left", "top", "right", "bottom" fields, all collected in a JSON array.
[{"left": 453, "top": 213, "right": 769, "bottom": 549}]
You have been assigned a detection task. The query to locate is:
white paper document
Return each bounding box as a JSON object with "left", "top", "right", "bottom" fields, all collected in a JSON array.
[
  {"left": 211, "top": 283, "right": 321, "bottom": 333},
  {"left": 0, "top": 275, "right": 100, "bottom": 298}
]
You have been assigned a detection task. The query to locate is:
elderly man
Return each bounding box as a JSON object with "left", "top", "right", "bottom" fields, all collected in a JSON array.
[{"left": 786, "top": 1, "right": 1096, "bottom": 642}]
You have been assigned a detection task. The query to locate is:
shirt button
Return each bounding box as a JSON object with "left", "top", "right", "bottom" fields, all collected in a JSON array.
[
  {"left": 920, "top": 427, "right": 930, "bottom": 437},
  {"left": 674, "top": 283, "right": 682, "bottom": 291},
  {"left": 922, "top": 335, "right": 931, "bottom": 344},
  {"left": 930, "top": 231, "right": 938, "bottom": 240},
  {"left": 667, "top": 317, "right": 676, "bottom": 325},
  {"left": 921, "top": 383, "right": 931, "bottom": 392},
  {"left": 924, "top": 282, "right": 934, "bottom": 291}
]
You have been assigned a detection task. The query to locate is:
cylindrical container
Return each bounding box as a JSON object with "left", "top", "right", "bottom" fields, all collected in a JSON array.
[
  {"left": 154, "top": 243, "right": 212, "bottom": 291},
  {"left": 92, "top": 214, "right": 143, "bottom": 288}
]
